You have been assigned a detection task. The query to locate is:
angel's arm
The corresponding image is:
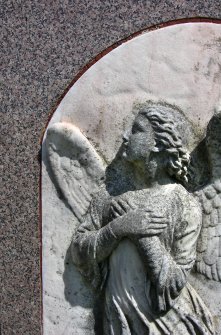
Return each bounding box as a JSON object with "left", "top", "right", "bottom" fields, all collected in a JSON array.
[
  {"left": 72, "top": 192, "right": 160, "bottom": 268},
  {"left": 133, "top": 194, "right": 202, "bottom": 313},
  {"left": 71, "top": 190, "right": 122, "bottom": 269},
  {"left": 72, "top": 215, "right": 120, "bottom": 267}
]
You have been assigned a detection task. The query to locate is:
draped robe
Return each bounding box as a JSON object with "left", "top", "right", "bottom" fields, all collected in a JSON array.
[{"left": 72, "top": 183, "right": 214, "bottom": 335}]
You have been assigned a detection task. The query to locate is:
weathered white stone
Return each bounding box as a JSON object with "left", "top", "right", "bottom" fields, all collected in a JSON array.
[
  {"left": 42, "top": 22, "right": 221, "bottom": 334},
  {"left": 49, "top": 22, "right": 221, "bottom": 163}
]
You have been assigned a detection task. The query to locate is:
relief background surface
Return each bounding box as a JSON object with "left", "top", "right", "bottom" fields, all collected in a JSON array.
[
  {"left": 42, "top": 22, "right": 221, "bottom": 334},
  {"left": 1, "top": 1, "right": 221, "bottom": 334}
]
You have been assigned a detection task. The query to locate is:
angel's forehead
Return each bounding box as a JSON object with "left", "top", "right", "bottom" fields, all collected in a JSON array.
[
  {"left": 133, "top": 113, "right": 150, "bottom": 125},
  {"left": 131, "top": 113, "right": 153, "bottom": 131}
]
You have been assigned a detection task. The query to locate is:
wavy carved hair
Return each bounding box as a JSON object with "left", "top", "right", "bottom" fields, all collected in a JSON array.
[{"left": 139, "top": 104, "right": 190, "bottom": 183}]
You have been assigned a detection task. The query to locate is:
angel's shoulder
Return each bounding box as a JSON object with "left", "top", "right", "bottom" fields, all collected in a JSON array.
[
  {"left": 173, "top": 183, "right": 201, "bottom": 214},
  {"left": 170, "top": 185, "right": 202, "bottom": 237},
  {"left": 90, "top": 184, "right": 111, "bottom": 210},
  {"left": 88, "top": 184, "right": 112, "bottom": 226},
  {"left": 91, "top": 184, "right": 110, "bottom": 200},
  {"left": 170, "top": 183, "right": 189, "bottom": 199}
]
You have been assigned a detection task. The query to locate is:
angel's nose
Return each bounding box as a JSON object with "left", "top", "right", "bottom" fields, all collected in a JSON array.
[{"left": 123, "top": 129, "right": 130, "bottom": 142}]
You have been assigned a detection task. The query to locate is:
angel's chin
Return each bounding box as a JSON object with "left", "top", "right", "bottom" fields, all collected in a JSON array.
[
  {"left": 122, "top": 152, "right": 135, "bottom": 164},
  {"left": 122, "top": 151, "right": 130, "bottom": 160}
]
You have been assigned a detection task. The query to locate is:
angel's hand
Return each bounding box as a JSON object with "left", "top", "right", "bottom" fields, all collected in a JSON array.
[
  {"left": 110, "top": 210, "right": 168, "bottom": 239},
  {"left": 110, "top": 198, "right": 135, "bottom": 219},
  {"left": 136, "top": 211, "right": 169, "bottom": 237}
]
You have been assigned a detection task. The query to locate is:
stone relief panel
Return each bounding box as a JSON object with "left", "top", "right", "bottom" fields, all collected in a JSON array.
[{"left": 42, "top": 22, "right": 221, "bottom": 334}]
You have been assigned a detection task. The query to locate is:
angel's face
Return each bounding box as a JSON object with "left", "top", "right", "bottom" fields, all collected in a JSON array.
[{"left": 122, "top": 114, "right": 156, "bottom": 163}]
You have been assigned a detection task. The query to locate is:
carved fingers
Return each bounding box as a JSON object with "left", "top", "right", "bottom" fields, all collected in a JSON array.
[
  {"left": 109, "top": 198, "right": 169, "bottom": 239},
  {"left": 110, "top": 208, "right": 168, "bottom": 239},
  {"left": 110, "top": 198, "right": 135, "bottom": 219},
  {"left": 140, "top": 212, "right": 169, "bottom": 236}
]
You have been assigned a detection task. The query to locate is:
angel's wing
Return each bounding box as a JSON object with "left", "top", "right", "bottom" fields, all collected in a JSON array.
[
  {"left": 45, "top": 122, "right": 106, "bottom": 222},
  {"left": 195, "top": 109, "right": 221, "bottom": 281}
]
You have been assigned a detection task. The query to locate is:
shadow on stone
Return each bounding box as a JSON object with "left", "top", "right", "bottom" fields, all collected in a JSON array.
[{"left": 63, "top": 244, "right": 104, "bottom": 334}]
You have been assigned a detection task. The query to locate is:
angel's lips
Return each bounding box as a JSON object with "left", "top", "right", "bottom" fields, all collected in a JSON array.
[
  {"left": 122, "top": 143, "right": 128, "bottom": 158},
  {"left": 122, "top": 151, "right": 127, "bottom": 159}
]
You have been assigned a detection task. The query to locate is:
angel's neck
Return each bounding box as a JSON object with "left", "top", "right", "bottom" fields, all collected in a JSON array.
[{"left": 132, "top": 162, "right": 173, "bottom": 190}]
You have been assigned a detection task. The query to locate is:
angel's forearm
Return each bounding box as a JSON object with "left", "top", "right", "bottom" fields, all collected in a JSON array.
[
  {"left": 135, "top": 236, "right": 163, "bottom": 279},
  {"left": 71, "top": 223, "right": 120, "bottom": 267},
  {"left": 135, "top": 236, "right": 186, "bottom": 287},
  {"left": 135, "top": 236, "right": 187, "bottom": 313},
  {"left": 95, "top": 223, "right": 120, "bottom": 262}
]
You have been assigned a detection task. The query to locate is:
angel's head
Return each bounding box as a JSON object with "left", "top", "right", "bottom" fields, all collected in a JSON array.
[{"left": 122, "top": 102, "right": 190, "bottom": 184}]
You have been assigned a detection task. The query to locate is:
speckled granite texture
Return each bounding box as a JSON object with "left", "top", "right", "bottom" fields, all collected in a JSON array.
[{"left": 1, "top": 1, "right": 220, "bottom": 334}]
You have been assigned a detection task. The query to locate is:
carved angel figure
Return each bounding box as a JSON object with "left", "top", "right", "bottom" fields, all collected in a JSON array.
[{"left": 46, "top": 102, "right": 220, "bottom": 335}]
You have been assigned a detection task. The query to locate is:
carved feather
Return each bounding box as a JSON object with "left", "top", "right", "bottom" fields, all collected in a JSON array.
[
  {"left": 195, "top": 108, "right": 221, "bottom": 281},
  {"left": 45, "top": 122, "right": 106, "bottom": 222},
  {"left": 195, "top": 181, "right": 221, "bottom": 281}
]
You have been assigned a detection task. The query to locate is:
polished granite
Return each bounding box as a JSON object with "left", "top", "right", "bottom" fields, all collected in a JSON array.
[{"left": 1, "top": 1, "right": 221, "bottom": 334}]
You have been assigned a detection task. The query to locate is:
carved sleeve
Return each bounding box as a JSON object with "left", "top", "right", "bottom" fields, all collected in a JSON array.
[
  {"left": 71, "top": 188, "right": 120, "bottom": 288},
  {"left": 72, "top": 215, "right": 120, "bottom": 266},
  {"left": 134, "top": 193, "right": 202, "bottom": 313}
]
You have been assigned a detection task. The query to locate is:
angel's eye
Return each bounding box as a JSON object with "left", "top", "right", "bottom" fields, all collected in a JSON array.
[
  {"left": 131, "top": 127, "right": 136, "bottom": 134},
  {"left": 132, "top": 123, "right": 145, "bottom": 134}
]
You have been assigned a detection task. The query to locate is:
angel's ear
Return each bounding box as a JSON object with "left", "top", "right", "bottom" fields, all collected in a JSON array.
[
  {"left": 152, "top": 146, "right": 160, "bottom": 153},
  {"left": 151, "top": 139, "right": 161, "bottom": 153}
]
